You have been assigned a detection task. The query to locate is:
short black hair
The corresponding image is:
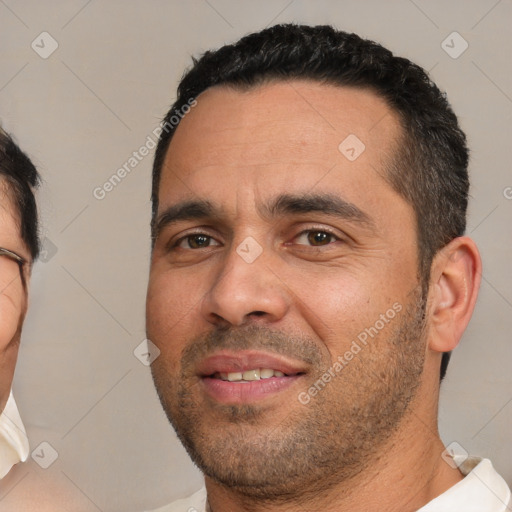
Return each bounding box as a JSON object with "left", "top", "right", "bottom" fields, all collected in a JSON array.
[
  {"left": 152, "top": 24, "right": 470, "bottom": 380},
  {"left": 0, "top": 126, "right": 41, "bottom": 261}
]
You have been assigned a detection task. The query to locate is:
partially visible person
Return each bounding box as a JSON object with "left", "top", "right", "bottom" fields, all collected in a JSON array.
[{"left": 0, "top": 125, "right": 40, "bottom": 479}]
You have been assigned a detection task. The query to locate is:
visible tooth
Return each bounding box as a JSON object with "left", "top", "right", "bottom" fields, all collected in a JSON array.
[
  {"left": 274, "top": 370, "right": 285, "bottom": 377},
  {"left": 219, "top": 373, "right": 229, "bottom": 380},
  {"left": 242, "top": 369, "right": 261, "bottom": 381},
  {"left": 260, "top": 369, "right": 274, "bottom": 379},
  {"left": 227, "top": 372, "right": 243, "bottom": 381}
]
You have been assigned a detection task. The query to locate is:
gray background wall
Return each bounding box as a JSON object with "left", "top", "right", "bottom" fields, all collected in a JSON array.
[{"left": 0, "top": 1, "right": 510, "bottom": 510}]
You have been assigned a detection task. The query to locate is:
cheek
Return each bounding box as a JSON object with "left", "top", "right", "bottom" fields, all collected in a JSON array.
[
  {"left": 0, "top": 271, "right": 25, "bottom": 408},
  {"left": 0, "top": 306, "right": 21, "bottom": 409},
  {"left": 295, "top": 275, "right": 368, "bottom": 342},
  {"left": 0, "top": 342, "right": 18, "bottom": 407},
  {"left": 0, "top": 302, "right": 20, "bottom": 349},
  {"left": 146, "top": 269, "right": 205, "bottom": 358},
  {"left": 289, "top": 266, "right": 404, "bottom": 355},
  {"left": 0, "top": 277, "right": 24, "bottom": 350}
]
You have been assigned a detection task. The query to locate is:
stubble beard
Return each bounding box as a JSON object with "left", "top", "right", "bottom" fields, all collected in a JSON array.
[{"left": 150, "top": 286, "right": 427, "bottom": 502}]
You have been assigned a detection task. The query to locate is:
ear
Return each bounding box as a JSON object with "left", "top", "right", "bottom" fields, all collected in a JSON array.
[{"left": 427, "top": 236, "right": 482, "bottom": 353}]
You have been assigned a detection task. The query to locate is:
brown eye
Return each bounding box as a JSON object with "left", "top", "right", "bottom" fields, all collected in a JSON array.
[
  {"left": 176, "top": 234, "right": 220, "bottom": 249},
  {"left": 307, "top": 231, "right": 333, "bottom": 246},
  {"left": 292, "top": 230, "right": 339, "bottom": 247},
  {"left": 188, "top": 235, "right": 211, "bottom": 248}
]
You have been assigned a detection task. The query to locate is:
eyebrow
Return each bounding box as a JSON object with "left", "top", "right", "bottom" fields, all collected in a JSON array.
[
  {"left": 154, "top": 193, "right": 375, "bottom": 237},
  {"left": 154, "top": 199, "right": 217, "bottom": 237},
  {"left": 262, "top": 193, "right": 375, "bottom": 229}
]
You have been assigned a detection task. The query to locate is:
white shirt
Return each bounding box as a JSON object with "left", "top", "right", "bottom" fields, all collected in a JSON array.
[
  {"left": 418, "top": 457, "right": 511, "bottom": 512},
  {"left": 146, "top": 457, "right": 511, "bottom": 512},
  {"left": 0, "top": 391, "right": 29, "bottom": 479}
]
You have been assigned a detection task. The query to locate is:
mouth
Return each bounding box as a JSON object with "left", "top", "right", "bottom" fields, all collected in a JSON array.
[
  {"left": 198, "top": 351, "right": 307, "bottom": 404},
  {"left": 211, "top": 368, "right": 296, "bottom": 381}
]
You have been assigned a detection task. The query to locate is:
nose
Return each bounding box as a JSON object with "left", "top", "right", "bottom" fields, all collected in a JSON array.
[{"left": 200, "top": 240, "right": 290, "bottom": 328}]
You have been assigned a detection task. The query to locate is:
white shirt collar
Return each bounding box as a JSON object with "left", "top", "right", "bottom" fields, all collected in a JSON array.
[
  {"left": 0, "top": 390, "right": 29, "bottom": 479},
  {"left": 418, "top": 456, "right": 511, "bottom": 511}
]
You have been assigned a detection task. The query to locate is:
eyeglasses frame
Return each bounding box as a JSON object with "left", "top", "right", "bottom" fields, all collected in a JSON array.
[{"left": 0, "top": 247, "right": 28, "bottom": 287}]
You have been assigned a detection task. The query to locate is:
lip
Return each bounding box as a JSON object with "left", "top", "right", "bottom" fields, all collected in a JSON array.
[
  {"left": 197, "top": 350, "right": 307, "bottom": 376},
  {"left": 198, "top": 350, "right": 308, "bottom": 404}
]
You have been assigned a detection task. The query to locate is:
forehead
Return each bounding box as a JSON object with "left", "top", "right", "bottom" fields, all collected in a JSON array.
[
  {"left": 0, "top": 178, "right": 22, "bottom": 244},
  {"left": 159, "top": 80, "right": 403, "bottom": 213}
]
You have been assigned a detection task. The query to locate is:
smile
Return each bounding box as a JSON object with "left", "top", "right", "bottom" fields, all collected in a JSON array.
[
  {"left": 198, "top": 351, "right": 307, "bottom": 403},
  {"left": 212, "top": 368, "right": 291, "bottom": 382}
]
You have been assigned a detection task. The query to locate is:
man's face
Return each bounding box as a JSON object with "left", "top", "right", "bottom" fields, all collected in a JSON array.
[
  {"left": 0, "top": 182, "right": 28, "bottom": 413},
  {"left": 147, "top": 81, "right": 428, "bottom": 496}
]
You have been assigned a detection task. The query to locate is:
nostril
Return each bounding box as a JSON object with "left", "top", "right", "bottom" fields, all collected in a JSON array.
[{"left": 250, "top": 311, "right": 266, "bottom": 317}]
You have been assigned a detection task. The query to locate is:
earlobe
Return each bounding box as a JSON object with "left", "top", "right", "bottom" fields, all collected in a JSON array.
[{"left": 428, "top": 236, "right": 482, "bottom": 353}]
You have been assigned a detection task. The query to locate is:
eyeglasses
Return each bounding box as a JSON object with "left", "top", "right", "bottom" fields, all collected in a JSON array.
[
  {"left": 0, "top": 247, "right": 26, "bottom": 265},
  {"left": 0, "top": 248, "right": 27, "bottom": 283}
]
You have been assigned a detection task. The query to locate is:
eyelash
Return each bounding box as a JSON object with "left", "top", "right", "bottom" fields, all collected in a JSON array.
[{"left": 171, "top": 228, "right": 342, "bottom": 250}]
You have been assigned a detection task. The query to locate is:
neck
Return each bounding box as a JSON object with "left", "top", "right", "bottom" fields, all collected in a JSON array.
[{"left": 205, "top": 387, "right": 463, "bottom": 512}]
